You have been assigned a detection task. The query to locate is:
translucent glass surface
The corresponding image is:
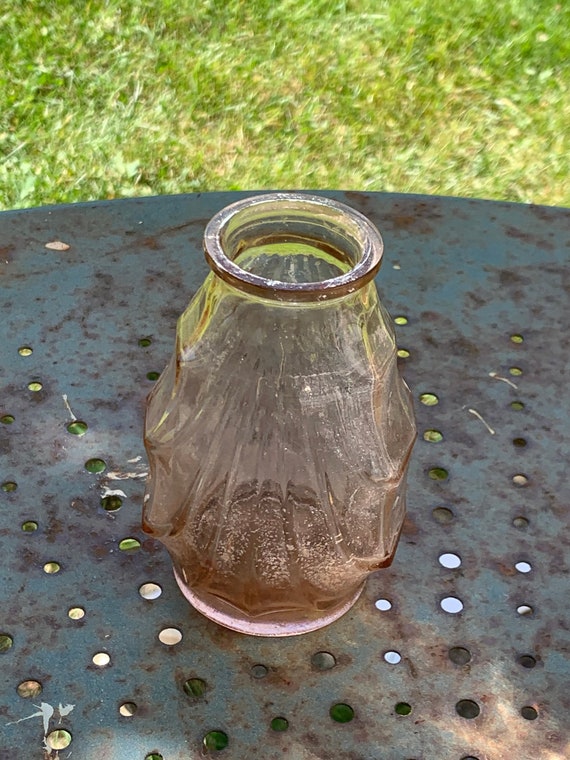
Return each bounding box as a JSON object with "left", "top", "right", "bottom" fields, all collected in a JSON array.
[{"left": 143, "top": 194, "right": 416, "bottom": 636}]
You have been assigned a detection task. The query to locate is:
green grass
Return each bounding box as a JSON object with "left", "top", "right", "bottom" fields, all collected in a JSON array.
[{"left": 0, "top": 0, "right": 568, "bottom": 210}]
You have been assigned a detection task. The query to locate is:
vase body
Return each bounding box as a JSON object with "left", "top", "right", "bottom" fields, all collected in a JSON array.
[{"left": 143, "top": 193, "right": 416, "bottom": 636}]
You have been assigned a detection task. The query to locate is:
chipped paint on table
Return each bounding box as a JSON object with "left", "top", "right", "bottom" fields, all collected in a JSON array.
[{"left": 0, "top": 192, "right": 569, "bottom": 759}]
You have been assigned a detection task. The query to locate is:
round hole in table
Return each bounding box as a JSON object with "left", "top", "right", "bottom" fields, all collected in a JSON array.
[
  {"left": 439, "top": 552, "right": 461, "bottom": 569},
  {"left": 46, "top": 729, "right": 72, "bottom": 749},
  {"left": 0, "top": 634, "right": 13, "bottom": 653},
  {"left": 441, "top": 596, "right": 463, "bottom": 614},
  {"left": 119, "top": 537, "right": 141, "bottom": 552},
  {"left": 17, "top": 680, "right": 42, "bottom": 698},
  {"left": 330, "top": 703, "right": 354, "bottom": 723},
  {"left": 67, "top": 420, "right": 88, "bottom": 436},
  {"left": 424, "top": 429, "right": 444, "bottom": 443},
  {"left": 119, "top": 702, "right": 137, "bottom": 717},
  {"left": 420, "top": 392, "right": 439, "bottom": 406},
  {"left": 432, "top": 507, "right": 454, "bottom": 523},
  {"left": 515, "top": 561, "right": 532, "bottom": 573},
  {"left": 139, "top": 583, "right": 162, "bottom": 600},
  {"left": 101, "top": 495, "right": 122, "bottom": 512},
  {"left": 518, "top": 654, "right": 537, "bottom": 668},
  {"left": 92, "top": 652, "right": 111, "bottom": 667},
  {"left": 429, "top": 467, "right": 448, "bottom": 480},
  {"left": 271, "top": 717, "right": 289, "bottom": 731},
  {"left": 455, "top": 700, "right": 480, "bottom": 719},
  {"left": 158, "top": 628, "right": 182, "bottom": 646},
  {"left": 203, "top": 730, "right": 229, "bottom": 750},
  {"left": 449, "top": 647, "right": 471, "bottom": 665},
  {"left": 84, "top": 458, "right": 106, "bottom": 474},
  {"left": 521, "top": 706, "right": 538, "bottom": 720},
  {"left": 311, "top": 651, "right": 336, "bottom": 670},
  {"left": 183, "top": 678, "right": 207, "bottom": 698}
]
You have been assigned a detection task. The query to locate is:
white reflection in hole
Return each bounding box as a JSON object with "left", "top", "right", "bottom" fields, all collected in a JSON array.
[
  {"left": 92, "top": 652, "right": 111, "bottom": 667},
  {"left": 139, "top": 582, "right": 163, "bottom": 600},
  {"left": 374, "top": 599, "right": 392, "bottom": 611},
  {"left": 440, "top": 596, "right": 463, "bottom": 614},
  {"left": 384, "top": 650, "right": 401, "bottom": 664},
  {"left": 515, "top": 561, "right": 532, "bottom": 574},
  {"left": 439, "top": 552, "right": 462, "bottom": 569},
  {"left": 158, "top": 627, "right": 182, "bottom": 646}
]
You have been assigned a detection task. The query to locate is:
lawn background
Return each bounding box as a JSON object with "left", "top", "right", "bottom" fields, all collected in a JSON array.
[{"left": 0, "top": 0, "right": 568, "bottom": 210}]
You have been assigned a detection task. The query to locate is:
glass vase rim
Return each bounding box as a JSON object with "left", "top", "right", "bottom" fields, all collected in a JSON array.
[{"left": 203, "top": 192, "right": 384, "bottom": 303}]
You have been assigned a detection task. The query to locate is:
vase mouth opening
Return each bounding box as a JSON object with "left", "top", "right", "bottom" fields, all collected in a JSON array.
[{"left": 203, "top": 193, "right": 384, "bottom": 302}]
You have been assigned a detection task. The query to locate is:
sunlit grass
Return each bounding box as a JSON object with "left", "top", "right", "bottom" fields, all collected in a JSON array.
[{"left": 0, "top": 0, "right": 568, "bottom": 210}]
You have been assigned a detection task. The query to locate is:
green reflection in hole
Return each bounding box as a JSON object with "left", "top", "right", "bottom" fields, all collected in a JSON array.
[
  {"left": 329, "top": 703, "right": 354, "bottom": 723},
  {"left": 85, "top": 458, "right": 106, "bottom": 474},
  {"left": 428, "top": 467, "right": 448, "bottom": 480},
  {"left": 119, "top": 538, "right": 141, "bottom": 552},
  {"left": 419, "top": 393, "right": 438, "bottom": 406},
  {"left": 101, "top": 495, "right": 122, "bottom": 512},
  {"left": 183, "top": 678, "right": 207, "bottom": 698},
  {"left": 423, "top": 429, "right": 443, "bottom": 443},
  {"left": 203, "top": 730, "right": 228, "bottom": 751},
  {"left": 67, "top": 420, "right": 88, "bottom": 436}
]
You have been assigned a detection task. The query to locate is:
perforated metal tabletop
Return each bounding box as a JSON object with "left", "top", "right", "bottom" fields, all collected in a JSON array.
[{"left": 0, "top": 192, "right": 568, "bottom": 760}]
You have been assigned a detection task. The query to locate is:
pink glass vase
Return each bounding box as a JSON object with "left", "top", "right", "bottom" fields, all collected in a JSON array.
[{"left": 143, "top": 193, "right": 416, "bottom": 636}]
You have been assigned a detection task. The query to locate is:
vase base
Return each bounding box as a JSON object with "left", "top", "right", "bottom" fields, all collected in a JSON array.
[{"left": 173, "top": 568, "right": 365, "bottom": 637}]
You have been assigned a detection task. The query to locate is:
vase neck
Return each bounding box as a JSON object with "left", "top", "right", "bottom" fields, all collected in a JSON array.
[{"left": 204, "top": 193, "right": 383, "bottom": 303}]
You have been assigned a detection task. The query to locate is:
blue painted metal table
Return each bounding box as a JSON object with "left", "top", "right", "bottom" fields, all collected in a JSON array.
[{"left": 0, "top": 192, "right": 569, "bottom": 759}]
